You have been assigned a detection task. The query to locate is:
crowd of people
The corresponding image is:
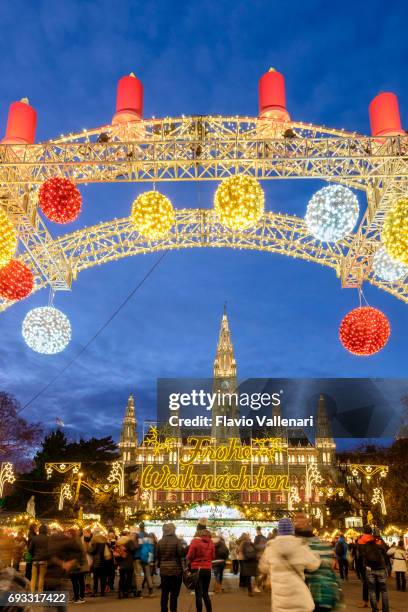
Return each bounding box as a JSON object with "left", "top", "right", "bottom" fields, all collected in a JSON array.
[{"left": 0, "top": 515, "right": 407, "bottom": 612}]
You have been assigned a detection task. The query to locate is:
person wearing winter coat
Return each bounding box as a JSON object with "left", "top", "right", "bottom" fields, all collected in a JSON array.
[
  {"left": 106, "top": 530, "right": 117, "bottom": 592},
  {"left": 13, "top": 531, "right": 27, "bottom": 571},
  {"left": 24, "top": 524, "right": 37, "bottom": 581},
  {"left": 88, "top": 531, "right": 111, "bottom": 596},
  {"left": 42, "top": 530, "right": 81, "bottom": 599},
  {"left": 294, "top": 514, "right": 340, "bottom": 611},
  {"left": 28, "top": 524, "right": 49, "bottom": 592},
  {"left": 66, "top": 528, "right": 89, "bottom": 603},
  {"left": 138, "top": 523, "right": 155, "bottom": 596},
  {"left": 113, "top": 532, "right": 135, "bottom": 599},
  {"left": 357, "top": 526, "right": 389, "bottom": 612},
  {"left": 229, "top": 538, "right": 239, "bottom": 575},
  {"left": 334, "top": 534, "right": 349, "bottom": 580},
  {"left": 236, "top": 533, "right": 247, "bottom": 587},
  {"left": 387, "top": 540, "right": 407, "bottom": 592},
  {"left": 254, "top": 527, "right": 267, "bottom": 555},
  {"left": 259, "top": 518, "right": 321, "bottom": 612},
  {"left": 238, "top": 534, "right": 258, "bottom": 596},
  {"left": 187, "top": 529, "right": 215, "bottom": 612},
  {"left": 157, "top": 523, "right": 186, "bottom": 612},
  {"left": 212, "top": 535, "right": 229, "bottom": 593}
]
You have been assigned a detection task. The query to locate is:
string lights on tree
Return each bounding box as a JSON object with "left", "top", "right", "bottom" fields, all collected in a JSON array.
[
  {"left": 305, "top": 185, "right": 359, "bottom": 242},
  {"left": 0, "top": 209, "right": 17, "bottom": 266},
  {"left": 214, "top": 175, "right": 265, "bottom": 230},
  {"left": 38, "top": 177, "right": 82, "bottom": 224},
  {"left": 22, "top": 306, "right": 71, "bottom": 354},
  {"left": 371, "top": 487, "right": 387, "bottom": 515},
  {"left": 373, "top": 246, "right": 408, "bottom": 283},
  {"left": 130, "top": 191, "right": 175, "bottom": 240},
  {"left": 0, "top": 260, "right": 34, "bottom": 301},
  {"left": 339, "top": 305, "right": 390, "bottom": 356},
  {"left": 382, "top": 198, "right": 408, "bottom": 265}
]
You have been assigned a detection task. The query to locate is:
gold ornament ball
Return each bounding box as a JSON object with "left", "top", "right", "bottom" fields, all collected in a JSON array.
[
  {"left": 382, "top": 198, "right": 408, "bottom": 265},
  {"left": 214, "top": 175, "right": 265, "bottom": 230},
  {"left": 0, "top": 209, "right": 17, "bottom": 266},
  {"left": 131, "top": 191, "right": 175, "bottom": 240}
]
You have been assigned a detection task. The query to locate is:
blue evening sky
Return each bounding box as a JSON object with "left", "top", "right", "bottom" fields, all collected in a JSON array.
[{"left": 0, "top": 0, "right": 407, "bottom": 441}]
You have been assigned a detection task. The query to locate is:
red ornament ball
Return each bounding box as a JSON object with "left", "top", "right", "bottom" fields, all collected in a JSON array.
[
  {"left": 0, "top": 260, "right": 34, "bottom": 301},
  {"left": 38, "top": 177, "right": 82, "bottom": 224},
  {"left": 339, "top": 306, "right": 390, "bottom": 356}
]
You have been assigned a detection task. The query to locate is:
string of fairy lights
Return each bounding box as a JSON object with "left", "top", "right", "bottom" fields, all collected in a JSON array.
[{"left": 0, "top": 173, "right": 407, "bottom": 356}]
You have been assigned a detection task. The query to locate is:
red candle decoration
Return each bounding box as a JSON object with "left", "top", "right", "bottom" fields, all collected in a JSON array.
[
  {"left": 38, "top": 177, "right": 82, "bottom": 224},
  {"left": 0, "top": 260, "right": 34, "bottom": 301},
  {"left": 339, "top": 306, "right": 390, "bottom": 356}
]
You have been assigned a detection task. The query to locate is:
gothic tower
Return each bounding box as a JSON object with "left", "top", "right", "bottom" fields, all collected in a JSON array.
[
  {"left": 315, "top": 394, "right": 335, "bottom": 466},
  {"left": 119, "top": 395, "right": 138, "bottom": 465},
  {"left": 212, "top": 307, "right": 239, "bottom": 441}
]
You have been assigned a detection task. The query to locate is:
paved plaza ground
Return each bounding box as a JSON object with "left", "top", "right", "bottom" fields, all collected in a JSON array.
[{"left": 77, "top": 573, "right": 407, "bottom": 612}]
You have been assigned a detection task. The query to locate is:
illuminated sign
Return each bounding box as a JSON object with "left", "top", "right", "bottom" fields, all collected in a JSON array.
[
  {"left": 83, "top": 513, "right": 101, "bottom": 521},
  {"left": 140, "top": 436, "right": 289, "bottom": 492},
  {"left": 180, "top": 437, "right": 286, "bottom": 464},
  {"left": 141, "top": 464, "right": 289, "bottom": 492}
]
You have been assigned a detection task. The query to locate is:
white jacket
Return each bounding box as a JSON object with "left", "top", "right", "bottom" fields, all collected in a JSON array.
[
  {"left": 259, "top": 535, "right": 320, "bottom": 612},
  {"left": 387, "top": 547, "right": 407, "bottom": 573}
]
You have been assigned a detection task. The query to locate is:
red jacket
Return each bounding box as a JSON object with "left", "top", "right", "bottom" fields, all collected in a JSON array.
[{"left": 187, "top": 536, "right": 215, "bottom": 570}]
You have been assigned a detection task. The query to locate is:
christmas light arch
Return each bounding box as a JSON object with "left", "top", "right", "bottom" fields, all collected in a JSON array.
[{"left": 0, "top": 73, "right": 407, "bottom": 334}]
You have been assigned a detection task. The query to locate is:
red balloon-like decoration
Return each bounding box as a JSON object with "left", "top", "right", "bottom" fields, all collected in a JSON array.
[
  {"left": 38, "top": 177, "right": 82, "bottom": 224},
  {"left": 0, "top": 260, "right": 34, "bottom": 301},
  {"left": 339, "top": 306, "right": 390, "bottom": 356}
]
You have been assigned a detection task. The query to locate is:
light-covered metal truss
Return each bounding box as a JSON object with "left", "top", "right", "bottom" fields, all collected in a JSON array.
[
  {"left": 1, "top": 115, "right": 407, "bottom": 310},
  {"left": 1, "top": 209, "right": 406, "bottom": 312}
]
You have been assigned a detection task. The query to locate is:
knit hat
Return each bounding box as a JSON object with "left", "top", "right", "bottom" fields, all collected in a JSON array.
[
  {"left": 278, "top": 518, "right": 294, "bottom": 536},
  {"left": 196, "top": 518, "right": 208, "bottom": 533},
  {"left": 163, "top": 523, "right": 176, "bottom": 536}
]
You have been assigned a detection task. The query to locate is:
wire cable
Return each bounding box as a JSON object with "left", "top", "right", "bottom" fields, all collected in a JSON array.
[{"left": 20, "top": 251, "right": 168, "bottom": 412}]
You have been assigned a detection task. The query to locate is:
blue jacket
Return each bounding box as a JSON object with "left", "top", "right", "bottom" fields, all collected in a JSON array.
[
  {"left": 136, "top": 531, "right": 154, "bottom": 564},
  {"left": 335, "top": 537, "right": 348, "bottom": 560}
]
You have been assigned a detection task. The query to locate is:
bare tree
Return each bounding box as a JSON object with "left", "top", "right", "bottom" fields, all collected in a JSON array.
[{"left": 0, "top": 392, "right": 42, "bottom": 467}]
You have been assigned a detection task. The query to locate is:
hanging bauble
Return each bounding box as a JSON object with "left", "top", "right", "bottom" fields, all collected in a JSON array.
[
  {"left": 305, "top": 185, "right": 359, "bottom": 242},
  {"left": 339, "top": 306, "right": 390, "bottom": 356},
  {"left": 38, "top": 177, "right": 82, "bottom": 224},
  {"left": 0, "top": 209, "right": 17, "bottom": 266},
  {"left": 373, "top": 246, "right": 408, "bottom": 283},
  {"left": 382, "top": 198, "right": 408, "bottom": 265},
  {"left": 214, "top": 175, "right": 265, "bottom": 230},
  {"left": 0, "top": 260, "right": 34, "bottom": 301},
  {"left": 130, "top": 191, "right": 175, "bottom": 240},
  {"left": 22, "top": 306, "right": 71, "bottom": 354}
]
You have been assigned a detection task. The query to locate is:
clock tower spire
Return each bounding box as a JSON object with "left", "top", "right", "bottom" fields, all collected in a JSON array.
[
  {"left": 212, "top": 307, "right": 239, "bottom": 440},
  {"left": 119, "top": 395, "right": 138, "bottom": 465}
]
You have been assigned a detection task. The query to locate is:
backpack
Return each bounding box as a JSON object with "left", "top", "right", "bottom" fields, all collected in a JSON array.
[
  {"left": 216, "top": 541, "right": 229, "bottom": 560},
  {"left": 335, "top": 540, "right": 345, "bottom": 557},
  {"left": 363, "top": 541, "right": 386, "bottom": 569},
  {"left": 140, "top": 540, "right": 154, "bottom": 564}
]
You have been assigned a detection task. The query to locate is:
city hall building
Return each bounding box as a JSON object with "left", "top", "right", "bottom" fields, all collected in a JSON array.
[{"left": 118, "top": 310, "right": 337, "bottom": 524}]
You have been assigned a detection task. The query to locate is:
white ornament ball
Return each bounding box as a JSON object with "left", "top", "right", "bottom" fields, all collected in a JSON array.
[
  {"left": 305, "top": 185, "right": 359, "bottom": 242},
  {"left": 373, "top": 246, "right": 408, "bottom": 282},
  {"left": 22, "top": 306, "right": 71, "bottom": 354}
]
